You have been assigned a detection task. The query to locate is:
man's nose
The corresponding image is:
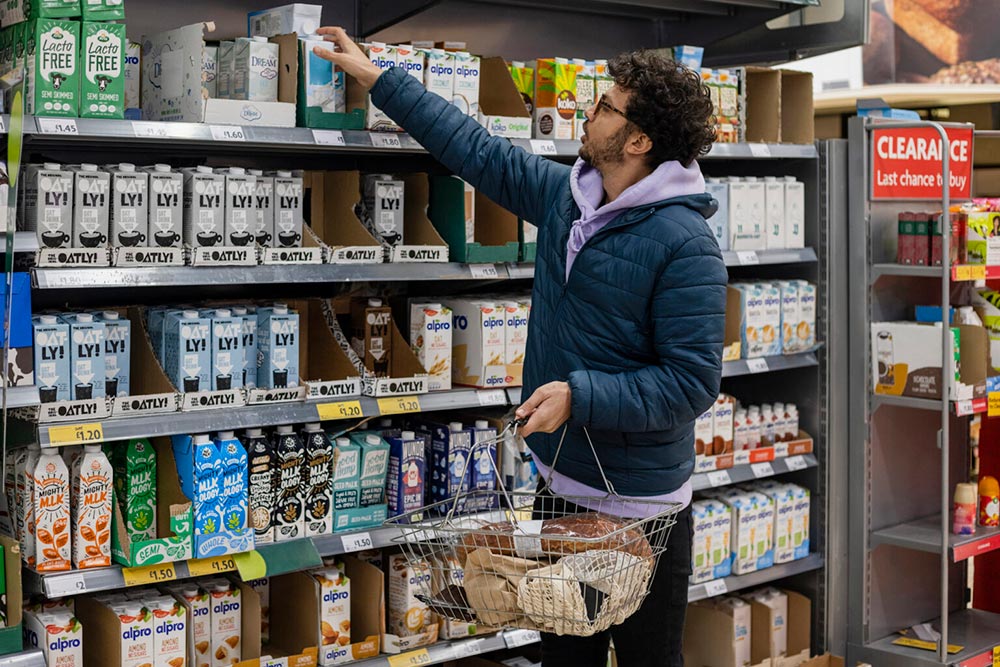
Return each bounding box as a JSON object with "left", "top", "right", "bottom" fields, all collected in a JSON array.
[{"left": 585, "top": 103, "right": 597, "bottom": 122}]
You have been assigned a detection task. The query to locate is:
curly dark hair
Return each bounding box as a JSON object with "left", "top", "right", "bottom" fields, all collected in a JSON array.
[{"left": 608, "top": 50, "right": 716, "bottom": 168}]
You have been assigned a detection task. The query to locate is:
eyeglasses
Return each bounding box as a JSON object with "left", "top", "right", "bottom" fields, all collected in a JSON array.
[{"left": 596, "top": 93, "right": 629, "bottom": 120}]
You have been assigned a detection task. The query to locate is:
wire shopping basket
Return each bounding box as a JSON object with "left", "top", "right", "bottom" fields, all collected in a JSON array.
[{"left": 384, "top": 419, "right": 683, "bottom": 637}]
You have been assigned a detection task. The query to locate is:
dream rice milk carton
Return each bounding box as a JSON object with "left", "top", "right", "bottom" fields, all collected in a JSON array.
[
  {"left": 203, "top": 44, "right": 218, "bottom": 98},
  {"left": 26, "top": 18, "right": 80, "bottom": 117},
  {"left": 80, "top": 21, "right": 125, "bottom": 119},
  {"left": 365, "top": 42, "right": 398, "bottom": 130},
  {"left": 233, "top": 36, "right": 279, "bottom": 102}
]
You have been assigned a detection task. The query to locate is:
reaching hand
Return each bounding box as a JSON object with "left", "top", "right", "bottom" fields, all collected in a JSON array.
[
  {"left": 515, "top": 381, "right": 572, "bottom": 437},
  {"left": 312, "top": 26, "right": 383, "bottom": 90}
]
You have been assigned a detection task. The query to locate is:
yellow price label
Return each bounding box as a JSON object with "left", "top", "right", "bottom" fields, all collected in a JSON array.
[
  {"left": 316, "top": 400, "right": 364, "bottom": 421},
  {"left": 387, "top": 649, "right": 431, "bottom": 667},
  {"left": 187, "top": 555, "right": 237, "bottom": 578},
  {"left": 122, "top": 561, "right": 177, "bottom": 587},
  {"left": 989, "top": 393, "right": 1000, "bottom": 418},
  {"left": 955, "top": 265, "right": 972, "bottom": 281},
  {"left": 47, "top": 422, "right": 104, "bottom": 446},
  {"left": 971, "top": 265, "right": 988, "bottom": 280},
  {"left": 377, "top": 395, "right": 421, "bottom": 415},
  {"left": 992, "top": 645, "right": 1000, "bottom": 667},
  {"left": 892, "top": 637, "right": 963, "bottom": 654}
]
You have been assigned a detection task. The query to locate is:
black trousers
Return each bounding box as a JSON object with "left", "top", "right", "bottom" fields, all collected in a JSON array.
[{"left": 532, "top": 485, "right": 693, "bottom": 667}]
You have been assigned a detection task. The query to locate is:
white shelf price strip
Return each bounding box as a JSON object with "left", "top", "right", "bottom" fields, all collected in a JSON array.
[
  {"left": 454, "top": 639, "right": 485, "bottom": 658},
  {"left": 785, "top": 455, "right": 808, "bottom": 471},
  {"left": 46, "top": 572, "right": 88, "bottom": 598},
  {"left": 312, "top": 130, "right": 346, "bottom": 146},
  {"left": 751, "top": 462, "right": 775, "bottom": 478},
  {"left": 132, "top": 122, "right": 170, "bottom": 138},
  {"left": 210, "top": 125, "right": 247, "bottom": 142},
  {"left": 370, "top": 133, "right": 403, "bottom": 148},
  {"left": 736, "top": 251, "right": 759, "bottom": 266},
  {"left": 529, "top": 140, "right": 557, "bottom": 155},
  {"left": 707, "top": 470, "right": 731, "bottom": 487},
  {"left": 340, "top": 531, "right": 373, "bottom": 553},
  {"left": 704, "top": 579, "right": 728, "bottom": 597},
  {"left": 478, "top": 389, "right": 507, "bottom": 407},
  {"left": 748, "top": 143, "right": 771, "bottom": 157},
  {"left": 469, "top": 264, "right": 500, "bottom": 279},
  {"left": 37, "top": 118, "right": 78, "bottom": 135},
  {"left": 505, "top": 629, "right": 541, "bottom": 648},
  {"left": 746, "top": 357, "right": 769, "bottom": 373}
]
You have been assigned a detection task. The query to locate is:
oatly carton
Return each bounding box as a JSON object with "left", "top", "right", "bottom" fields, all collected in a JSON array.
[
  {"left": 97, "top": 310, "right": 130, "bottom": 397},
  {"left": 221, "top": 167, "right": 257, "bottom": 247},
  {"left": 272, "top": 171, "right": 304, "bottom": 248},
  {"left": 107, "top": 163, "right": 149, "bottom": 248},
  {"left": 26, "top": 19, "right": 80, "bottom": 117},
  {"left": 25, "top": 163, "right": 74, "bottom": 249},
  {"left": 257, "top": 304, "right": 300, "bottom": 389},
  {"left": 143, "top": 164, "right": 184, "bottom": 248},
  {"left": 361, "top": 174, "right": 404, "bottom": 248},
  {"left": 183, "top": 167, "right": 226, "bottom": 247},
  {"left": 164, "top": 310, "right": 211, "bottom": 393},
  {"left": 206, "top": 309, "right": 245, "bottom": 391},
  {"left": 71, "top": 164, "right": 110, "bottom": 249},
  {"left": 365, "top": 42, "right": 398, "bottom": 130},
  {"left": 66, "top": 313, "right": 106, "bottom": 400},
  {"left": 81, "top": 21, "right": 125, "bottom": 119},
  {"left": 33, "top": 315, "right": 71, "bottom": 403},
  {"left": 249, "top": 169, "right": 275, "bottom": 247}
]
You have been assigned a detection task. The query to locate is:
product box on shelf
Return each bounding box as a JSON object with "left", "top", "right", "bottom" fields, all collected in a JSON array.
[
  {"left": 228, "top": 577, "right": 318, "bottom": 667},
  {"left": 348, "top": 431, "right": 390, "bottom": 509},
  {"left": 33, "top": 314, "right": 70, "bottom": 403},
  {"left": 534, "top": 57, "right": 576, "bottom": 140},
  {"left": 747, "top": 589, "right": 812, "bottom": 667},
  {"left": 70, "top": 163, "right": 110, "bottom": 250},
  {"left": 691, "top": 498, "right": 732, "bottom": 584},
  {"left": 384, "top": 553, "right": 440, "bottom": 653},
  {"left": 428, "top": 175, "right": 520, "bottom": 264},
  {"left": 291, "top": 298, "right": 363, "bottom": 401},
  {"left": 684, "top": 597, "right": 752, "bottom": 667},
  {"left": 391, "top": 174, "right": 450, "bottom": 263},
  {"left": 408, "top": 301, "right": 452, "bottom": 392},
  {"left": 305, "top": 171, "right": 383, "bottom": 264},
  {"left": 365, "top": 42, "right": 399, "bottom": 131},
  {"left": 248, "top": 3, "right": 323, "bottom": 37},
  {"left": 23, "top": 609, "right": 80, "bottom": 667},
  {"left": 870, "top": 321, "right": 985, "bottom": 401},
  {"left": 445, "top": 298, "right": 522, "bottom": 388},
  {"left": 476, "top": 56, "right": 531, "bottom": 138},
  {"left": 80, "top": 21, "right": 125, "bottom": 120},
  {"left": 26, "top": 18, "right": 80, "bottom": 117},
  {"left": 125, "top": 40, "right": 141, "bottom": 118},
  {"left": 296, "top": 33, "right": 349, "bottom": 128},
  {"left": 74, "top": 597, "right": 157, "bottom": 667}
]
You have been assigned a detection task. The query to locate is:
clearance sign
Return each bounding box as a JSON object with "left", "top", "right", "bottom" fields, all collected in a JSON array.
[{"left": 871, "top": 126, "right": 974, "bottom": 200}]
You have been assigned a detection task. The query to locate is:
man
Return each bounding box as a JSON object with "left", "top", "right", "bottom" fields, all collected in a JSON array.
[{"left": 315, "top": 30, "right": 727, "bottom": 667}]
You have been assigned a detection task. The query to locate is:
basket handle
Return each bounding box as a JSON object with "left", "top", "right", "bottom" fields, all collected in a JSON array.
[{"left": 538, "top": 423, "right": 619, "bottom": 498}]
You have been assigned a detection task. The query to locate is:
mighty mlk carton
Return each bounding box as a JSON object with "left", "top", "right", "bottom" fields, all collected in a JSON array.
[
  {"left": 26, "top": 18, "right": 80, "bottom": 117},
  {"left": 80, "top": 21, "right": 125, "bottom": 119}
]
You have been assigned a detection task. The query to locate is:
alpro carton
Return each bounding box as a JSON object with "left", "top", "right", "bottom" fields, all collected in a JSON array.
[
  {"left": 711, "top": 394, "right": 734, "bottom": 457},
  {"left": 794, "top": 280, "right": 816, "bottom": 350},
  {"left": 249, "top": 170, "right": 274, "bottom": 247},
  {"left": 33, "top": 315, "right": 71, "bottom": 402},
  {"left": 315, "top": 567, "right": 351, "bottom": 660},
  {"left": 715, "top": 489, "right": 774, "bottom": 575},
  {"left": 734, "top": 284, "right": 766, "bottom": 359},
  {"left": 350, "top": 432, "right": 389, "bottom": 507},
  {"left": 233, "top": 36, "right": 279, "bottom": 102},
  {"left": 146, "top": 596, "right": 188, "bottom": 667},
  {"left": 386, "top": 430, "right": 424, "bottom": 518},
  {"left": 124, "top": 39, "right": 140, "bottom": 116},
  {"left": 694, "top": 408, "right": 713, "bottom": 458},
  {"left": 408, "top": 302, "right": 452, "bottom": 391},
  {"left": 452, "top": 51, "right": 480, "bottom": 116},
  {"left": 447, "top": 299, "right": 506, "bottom": 387},
  {"left": 754, "top": 482, "right": 796, "bottom": 564},
  {"left": 107, "top": 163, "right": 149, "bottom": 248},
  {"left": 775, "top": 281, "right": 800, "bottom": 354},
  {"left": 143, "top": 164, "right": 183, "bottom": 248},
  {"left": 26, "top": 18, "right": 80, "bottom": 117},
  {"left": 206, "top": 308, "right": 245, "bottom": 391},
  {"left": 395, "top": 44, "right": 424, "bottom": 84},
  {"left": 256, "top": 304, "right": 299, "bottom": 389},
  {"left": 301, "top": 423, "right": 333, "bottom": 536},
  {"left": 502, "top": 300, "right": 528, "bottom": 364},
  {"left": 422, "top": 48, "right": 453, "bottom": 102},
  {"left": 81, "top": 21, "right": 124, "bottom": 119},
  {"left": 71, "top": 163, "right": 110, "bottom": 249},
  {"left": 332, "top": 436, "right": 361, "bottom": 510},
  {"left": 247, "top": 577, "right": 270, "bottom": 643},
  {"left": 534, "top": 57, "right": 576, "bottom": 140},
  {"left": 691, "top": 498, "right": 731, "bottom": 584},
  {"left": 111, "top": 438, "right": 157, "bottom": 544},
  {"left": 272, "top": 170, "right": 304, "bottom": 248},
  {"left": 207, "top": 580, "right": 241, "bottom": 666},
  {"left": 183, "top": 166, "right": 226, "bottom": 248},
  {"left": 97, "top": 310, "right": 129, "bottom": 397},
  {"left": 24, "top": 610, "right": 83, "bottom": 667},
  {"left": 763, "top": 176, "right": 785, "bottom": 250},
  {"left": 759, "top": 283, "right": 782, "bottom": 357},
  {"left": 365, "top": 42, "right": 397, "bottom": 130},
  {"left": 67, "top": 313, "right": 106, "bottom": 400},
  {"left": 164, "top": 584, "right": 210, "bottom": 667},
  {"left": 388, "top": 553, "right": 433, "bottom": 638},
  {"left": 163, "top": 310, "right": 211, "bottom": 392},
  {"left": 25, "top": 162, "right": 74, "bottom": 249}
]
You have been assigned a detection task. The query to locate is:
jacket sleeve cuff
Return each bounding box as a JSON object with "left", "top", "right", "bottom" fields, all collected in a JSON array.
[{"left": 567, "top": 371, "right": 593, "bottom": 428}]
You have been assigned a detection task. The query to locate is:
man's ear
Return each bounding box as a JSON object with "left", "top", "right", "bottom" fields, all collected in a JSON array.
[{"left": 626, "top": 131, "right": 653, "bottom": 158}]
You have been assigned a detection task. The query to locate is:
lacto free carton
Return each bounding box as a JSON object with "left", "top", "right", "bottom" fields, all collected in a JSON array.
[
  {"left": 81, "top": 0, "right": 124, "bottom": 21},
  {"left": 81, "top": 21, "right": 125, "bottom": 119},
  {"left": 71, "top": 164, "right": 110, "bottom": 249},
  {"left": 534, "top": 57, "right": 577, "bottom": 140},
  {"left": 26, "top": 19, "right": 80, "bottom": 117},
  {"left": 409, "top": 302, "right": 452, "bottom": 391},
  {"left": 33, "top": 315, "right": 71, "bottom": 403},
  {"left": 302, "top": 423, "right": 334, "bottom": 536},
  {"left": 24, "top": 610, "right": 83, "bottom": 667},
  {"left": 299, "top": 35, "right": 346, "bottom": 116}
]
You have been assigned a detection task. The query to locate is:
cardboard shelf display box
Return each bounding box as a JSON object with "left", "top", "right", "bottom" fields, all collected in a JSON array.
[
  {"left": 286, "top": 298, "right": 363, "bottom": 401},
  {"left": 743, "top": 67, "right": 814, "bottom": 145},
  {"left": 268, "top": 557, "right": 382, "bottom": 666},
  {"left": 0, "top": 537, "right": 23, "bottom": 654},
  {"left": 306, "top": 171, "right": 385, "bottom": 264},
  {"left": 392, "top": 174, "right": 451, "bottom": 263},
  {"left": 723, "top": 287, "right": 742, "bottom": 362},
  {"left": 110, "top": 438, "right": 194, "bottom": 568},
  {"left": 321, "top": 297, "right": 430, "bottom": 397},
  {"left": 429, "top": 176, "right": 520, "bottom": 263},
  {"left": 749, "top": 590, "right": 811, "bottom": 667},
  {"left": 696, "top": 430, "right": 813, "bottom": 473},
  {"left": 477, "top": 56, "right": 532, "bottom": 139},
  {"left": 234, "top": 578, "right": 319, "bottom": 667},
  {"left": 273, "top": 33, "right": 366, "bottom": 130},
  {"left": 260, "top": 225, "right": 326, "bottom": 265},
  {"left": 142, "top": 22, "right": 295, "bottom": 127},
  {"left": 520, "top": 219, "right": 538, "bottom": 262}
]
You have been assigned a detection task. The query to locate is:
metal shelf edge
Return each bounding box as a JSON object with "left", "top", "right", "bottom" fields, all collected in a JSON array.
[
  {"left": 722, "top": 350, "right": 820, "bottom": 378},
  {"left": 687, "top": 553, "right": 824, "bottom": 603},
  {"left": 690, "top": 454, "right": 818, "bottom": 491},
  {"left": 0, "top": 651, "right": 46, "bottom": 667}
]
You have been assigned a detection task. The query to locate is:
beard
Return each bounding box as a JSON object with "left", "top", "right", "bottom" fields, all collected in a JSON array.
[{"left": 579, "top": 124, "right": 630, "bottom": 169}]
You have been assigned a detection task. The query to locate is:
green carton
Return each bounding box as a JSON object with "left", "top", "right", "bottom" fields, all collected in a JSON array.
[
  {"left": 81, "top": 0, "right": 123, "bottom": 21},
  {"left": 25, "top": 18, "right": 80, "bottom": 117},
  {"left": 428, "top": 175, "right": 520, "bottom": 263},
  {"left": 80, "top": 20, "right": 124, "bottom": 119}
]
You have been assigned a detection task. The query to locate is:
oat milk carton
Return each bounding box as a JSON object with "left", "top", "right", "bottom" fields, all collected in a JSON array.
[
  {"left": 234, "top": 306, "right": 258, "bottom": 389},
  {"left": 67, "top": 313, "right": 106, "bottom": 400},
  {"left": 217, "top": 41, "right": 234, "bottom": 99},
  {"left": 301, "top": 423, "right": 333, "bottom": 536},
  {"left": 24, "top": 610, "right": 82, "bottom": 667},
  {"left": 26, "top": 19, "right": 80, "bottom": 117},
  {"left": 316, "top": 567, "right": 351, "bottom": 661},
  {"left": 112, "top": 602, "right": 155, "bottom": 667},
  {"left": 388, "top": 553, "right": 433, "bottom": 637},
  {"left": 220, "top": 168, "right": 256, "bottom": 247},
  {"left": 24, "top": 163, "right": 74, "bottom": 249},
  {"left": 784, "top": 177, "right": 805, "bottom": 249},
  {"left": 124, "top": 40, "right": 141, "bottom": 116},
  {"left": 452, "top": 51, "right": 480, "bottom": 116},
  {"left": 164, "top": 584, "right": 211, "bottom": 667},
  {"left": 502, "top": 300, "right": 529, "bottom": 364},
  {"left": 691, "top": 498, "right": 731, "bottom": 584},
  {"left": 422, "top": 48, "right": 453, "bottom": 101},
  {"left": 361, "top": 174, "right": 403, "bottom": 247},
  {"left": 207, "top": 308, "right": 245, "bottom": 391},
  {"left": 33, "top": 315, "right": 71, "bottom": 403},
  {"left": 97, "top": 310, "right": 129, "bottom": 397},
  {"left": 408, "top": 302, "right": 452, "bottom": 391},
  {"left": 272, "top": 171, "right": 304, "bottom": 248},
  {"left": 183, "top": 166, "right": 226, "bottom": 248},
  {"left": 164, "top": 310, "right": 211, "bottom": 393},
  {"left": 249, "top": 170, "right": 274, "bottom": 247},
  {"left": 365, "top": 42, "right": 397, "bottom": 130},
  {"left": 108, "top": 163, "right": 149, "bottom": 248},
  {"left": 203, "top": 45, "right": 218, "bottom": 98},
  {"left": 257, "top": 305, "right": 299, "bottom": 389},
  {"left": 33, "top": 447, "right": 71, "bottom": 572},
  {"left": 763, "top": 176, "right": 785, "bottom": 250},
  {"left": 81, "top": 21, "right": 125, "bottom": 119},
  {"left": 71, "top": 164, "right": 110, "bottom": 249},
  {"left": 144, "top": 164, "right": 184, "bottom": 248},
  {"left": 273, "top": 425, "right": 305, "bottom": 541},
  {"left": 234, "top": 36, "right": 279, "bottom": 102},
  {"left": 332, "top": 437, "right": 360, "bottom": 510},
  {"left": 71, "top": 444, "right": 112, "bottom": 569}
]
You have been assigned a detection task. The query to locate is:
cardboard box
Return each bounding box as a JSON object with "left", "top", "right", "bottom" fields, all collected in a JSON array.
[
  {"left": 392, "top": 173, "right": 449, "bottom": 263},
  {"left": 870, "top": 321, "right": 986, "bottom": 400},
  {"left": 691, "top": 498, "right": 732, "bottom": 584},
  {"left": 305, "top": 171, "right": 382, "bottom": 264},
  {"left": 684, "top": 597, "right": 754, "bottom": 667},
  {"left": 477, "top": 56, "right": 531, "bottom": 138},
  {"left": 750, "top": 590, "right": 811, "bottom": 667},
  {"left": 779, "top": 70, "right": 813, "bottom": 144}
]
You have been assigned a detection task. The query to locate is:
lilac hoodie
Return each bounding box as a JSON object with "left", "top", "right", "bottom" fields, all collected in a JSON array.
[{"left": 566, "top": 157, "right": 706, "bottom": 280}]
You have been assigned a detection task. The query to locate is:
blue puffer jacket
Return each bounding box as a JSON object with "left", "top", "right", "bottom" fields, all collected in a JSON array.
[{"left": 372, "top": 67, "right": 728, "bottom": 496}]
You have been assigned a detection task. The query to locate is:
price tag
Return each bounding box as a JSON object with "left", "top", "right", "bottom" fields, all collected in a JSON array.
[
  {"left": 37, "top": 117, "right": 79, "bottom": 135},
  {"left": 340, "top": 531, "right": 374, "bottom": 553},
  {"left": 992, "top": 645, "right": 1000, "bottom": 667},
  {"left": 455, "top": 639, "right": 484, "bottom": 658},
  {"left": 387, "top": 649, "right": 431, "bottom": 667},
  {"left": 316, "top": 400, "right": 364, "bottom": 421},
  {"left": 469, "top": 263, "right": 500, "bottom": 279},
  {"left": 210, "top": 125, "right": 247, "bottom": 142},
  {"left": 751, "top": 462, "right": 775, "bottom": 478},
  {"left": 705, "top": 579, "right": 728, "bottom": 597},
  {"left": 736, "top": 251, "right": 759, "bottom": 266},
  {"left": 707, "top": 470, "right": 731, "bottom": 487},
  {"left": 955, "top": 265, "right": 972, "bottom": 281},
  {"left": 132, "top": 121, "right": 170, "bottom": 138},
  {"left": 956, "top": 399, "right": 975, "bottom": 416},
  {"left": 785, "top": 455, "right": 808, "bottom": 471},
  {"left": 187, "top": 555, "right": 237, "bottom": 578},
  {"left": 506, "top": 629, "right": 541, "bottom": 648},
  {"left": 748, "top": 143, "right": 771, "bottom": 157},
  {"left": 370, "top": 132, "right": 403, "bottom": 149},
  {"left": 122, "top": 562, "right": 177, "bottom": 587},
  {"left": 746, "top": 357, "right": 769, "bottom": 374},
  {"left": 478, "top": 389, "right": 507, "bottom": 407},
  {"left": 989, "top": 393, "right": 1000, "bottom": 418},
  {"left": 48, "top": 422, "right": 104, "bottom": 446},
  {"left": 529, "top": 139, "right": 557, "bottom": 155},
  {"left": 47, "top": 573, "right": 87, "bottom": 598},
  {"left": 312, "top": 129, "right": 346, "bottom": 146},
  {"left": 378, "top": 395, "right": 421, "bottom": 415}
]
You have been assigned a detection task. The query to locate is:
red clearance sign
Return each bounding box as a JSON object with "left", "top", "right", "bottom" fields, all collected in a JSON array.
[{"left": 871, "top": 126, "right": 974, "bottom": 201}]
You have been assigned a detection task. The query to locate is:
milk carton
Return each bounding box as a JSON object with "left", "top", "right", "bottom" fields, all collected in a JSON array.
[
  {"left": 720, "top": 489, "right": 774, "bottom": 575},
  {"left": 273, "top": 425, "right": 306, "bottom": 541},
  {"left": 216, "top": 431, "right": 249, "bottom": 542},
  {"left": 423, "top": 48, "right": 453, "bottom": 102},
  {"left": 108, "top": 163, "right": 149, "bottom": 248},
  {"left": 729, "top": 178, "right": 765, "bottom": 251},
  {"left": 574, "top": 59, "right": 595, "bottom": 139},
  {"left": 386, "top": 430, "right": 424, "bottom": 518},
  {"left": 124, "top": 40, "right": 141, "bottom": 116},
  {"left": 794, "top": 281, "right": 816, "bottom": 350},
  {"left": 534, "top": 57, "right": 576, "bottom": 140},
  {"left": 755, "top": 483, "right": 796, "bottom": 564},
  {"left": 183, "top": 166, "right": 226, "bottom": 248},
  {"left": 173, "top": 434, "right": 224, "bottom": 556},
  {"left": 71, "top": 445, "right": 113, "bottom": 572},
  {"left": 24, "top": 610, "right": 82, "bottom": 667},
  {"left": 395, "top": 44, "right": 425, "bottom": 84},
  {"left": 711, "top": 395, "right": 734, "bottom": 456},
  {"left": 24, "top": 163, "right": 74, "bottom": 249},
  {"left": 365, "top": 43, "right": 398, "bottom": 130},
  {"left": 352, "top": 432, "right": 389, "bottom": 507},
  {"left": 71, "top": 164, "right": 110, "bottom": 249},
  {"left": 735, "top": 283, "right": 766, "bottom": 359},
  {"left": 705, "top": 177, "right": 729, "bottom": 251},
  {"left": 775, "top": 281, "right": 799, "bottom": 354},
  {"left": 788, "top": 483, "right": 810, "bottom": 560},
  {"left": 206, "top": 309, "right": 245, "bottom": 391},
  {"left": 784, "top": 177, "right": 805, "bottom": 249},
  {"left": 315, "top": 567, "right": 350, "bottom": 661},
  {"left": 33, "top": 315, "right": 71, "bottom": 403},
  {"left": 203, "top": 45, "right": 218, "bottom": 98},
  {"left": 111, "top": 602, "right": 155, "bottom": 667},
  {"left": 33, "top": 447, "right": 71, "bottom": 571},
  {"left": 388, "top": 554, "right": 433, "bottom": 637},
  {"left": 145, "top": 596, "right": 188, "bottom": 667},
  {"left": 694, "top": 408, "right": 714, "bottom": 458},
  {"left": 408, "top": 302, "right": 452, "bottom": 391},
  {"left": 502, "top": 301, "right": 529, "bottom": 364},
  {"left": 80, "top": 21, "right": 125, "bottom": 119},
  {"left": 219, "top": 167, "right": 256, "bottom": 247},
  {"left": 143, "top": 164, "right": 184, "bottom": 248},
  {"left": 26, "top": 19, "right": 80, "bottom": 117},
  {"left": 247, "top": 578, "right": 270, "bottom": 643},
  {"left": 97, "top": 310, "right": 129, "bottom": 397},
  {"left": 67, "top": 313, "right": 106, "bottom": 400},
  {"left": 691, "top": 499, "right": 732, "bottom": 584},
  {"left": 17, "top": 445, "right": 41, "bottom": 567},
  {"left": 249, "top": 170, "right": 274, "bottom": 247},
  {"left": 208, "top": 581, "right": 241, "bottom": 667},
  {"left": 470, "top": 420, "right": 498, "bottom": 508},
  {"left": 273, "top": 171, "right": 304, "bottom": 247},
  {"left": 332, "top": 437, "right": 361, "bottom": 510},
  {"left": 217, "top": 41, "right": 234, "bottom": 99},
  {"left": 164, "top": 584, "right": 211, "bottom": 667},
  {"left": 111, "top": 438, "right": 158, "bottom": 544},
  {"left": 234, "top": 36, "right": 279, "bottom": 102},
  {"left": 760, "top": 283, "right": 782, "bottom": 357},
  {"left": 763, "top": 176, "right": 785, "bottom": 250},
  {"left": 351, "top": 298, "right": 393, "bottom": 377},
  {"left": 248, "top": 3, "right": 323, "bottom": 38},
  {"left": 361, "top": 174, "right": 404, "bottom": 247},
  {"left": 243, "top": 428, "right": 275, "bottom": 544},
  {"left": 744, "top": 588, "right": 788, "bottom": 658},
  {"left": 234, "top": 306, "right": 258, "bottom": 389},
  {"left": 299, "top": 35, "right": 345, "bottom": 114},
  {"left": 81, "top": 0, "right": 124, "bottom": 21},
  {"left": 164, "top": 310, "right": 211, "bottom": 393},
  {"left": 302, "top": 423, "right": 333, "bottom": 536},
  {"left": 426, "top": 421, "right": 472, "bottom": 506},
  {"left": 256, "top": 304, "right": 299, "bottom": 389},
  {"left": 447, "top": 299, "right": 506, "bottom": 386}
]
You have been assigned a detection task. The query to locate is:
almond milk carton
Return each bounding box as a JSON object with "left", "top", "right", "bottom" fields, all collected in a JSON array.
[
  {"left": 316, "top": 567, "right": 351, "bottom": 662},
  {"left": 408, "top": 302, "right": 452, "bottom": 392},
  {"left": 711, "top": 395, "right": 734, "bottom": 457},
  {"left": 388, "top": 553, "right": 433, "bottom": 637},
  {"left": 112, "top": 602, "right": 155, "bottom": 667},
  {"left": 365, "top": 43, "right": 398, "bottom": 131},
  {"left": 164, "top": 583, "right": 211, "bottom": 667},
  {"left": 446, "top": 299, "right": 506, "bottom": 386},
  {"left": 33, "top": 447, "right": 71, "bottom": 572},
  {"left": 502, "top": 300, "right": 529, "bottom": 364},
  {"left": 147, "top": 596, "right": 188, "bottom": 667},
  {"left": 207, "top": 580, "right": 241, "bottom": 666},
  {"left": 24, "top": 610, "right": 83, "bottom": 667},
  {"left": 70, "top": 444, "right": 112, "bottom": 569}
]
